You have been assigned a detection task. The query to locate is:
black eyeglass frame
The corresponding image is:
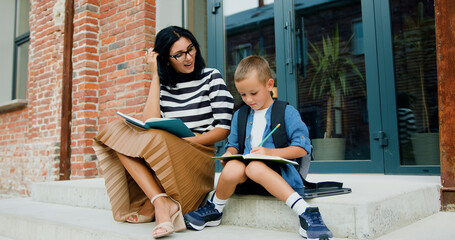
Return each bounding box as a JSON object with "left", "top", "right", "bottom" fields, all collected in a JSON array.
[{"left": 169, "top": 45, "right": 196, "bottom": 62}]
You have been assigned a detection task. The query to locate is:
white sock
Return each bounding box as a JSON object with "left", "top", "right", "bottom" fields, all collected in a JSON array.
[
  {"left": 212, "top": 193, "right": 227, "bottom": 213},
  {"left": 286, "top": 192, "right": 310, "bottom": 215}
]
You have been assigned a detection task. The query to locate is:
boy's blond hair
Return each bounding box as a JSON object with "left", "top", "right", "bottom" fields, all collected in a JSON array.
[{"left": 234, "top": 55, "right": 272, "bottom": 85}]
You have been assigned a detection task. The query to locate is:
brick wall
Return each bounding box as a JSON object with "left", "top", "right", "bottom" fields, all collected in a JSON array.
[
  {"left": 0, "top": 0, "right": 156, "bottom": 196},
  {"left": 71, "top": 0, "right": 101, "bottom": 178},
  {"left": 96, "top": 0, "right": 156, "bottom": 124},
  {"left": 0, "top": 0, "right": 65, "bottom": 196}
]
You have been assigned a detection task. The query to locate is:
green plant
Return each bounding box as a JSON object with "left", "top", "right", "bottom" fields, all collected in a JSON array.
[
  {"left": 307, "top": 26, "right": 364, "bottom": 138},
  {"left": 393, "top": 2, "right": 434, "bottom": 133}
]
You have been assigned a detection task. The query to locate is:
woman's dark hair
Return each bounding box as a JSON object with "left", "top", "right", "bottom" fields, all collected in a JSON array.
[{"left": 153, "top": 26, "right": 206, "bottom": 87}]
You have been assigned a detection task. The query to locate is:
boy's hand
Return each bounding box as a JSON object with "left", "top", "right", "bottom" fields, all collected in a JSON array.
[
  {"left": 220, "top": 151, "right": 233, "bottom": 166},
  {"left": 250, "top": 147, "right": 272, "bottom": 156},
  {"left": 222, "top": 151, "right": 233, "bottom": 157}
]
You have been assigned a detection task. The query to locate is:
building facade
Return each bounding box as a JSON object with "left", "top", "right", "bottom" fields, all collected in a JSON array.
[{"left": 0, "top": 0, "right": 452, "bottom": 202}]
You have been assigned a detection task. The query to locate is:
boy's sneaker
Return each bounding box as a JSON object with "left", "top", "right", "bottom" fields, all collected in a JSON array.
[
  {"left": 184, "top": 201, "right": 223, "bottom": 231},
  {"left": 299, "top": 207, "right": 333, "bottom": 240}
]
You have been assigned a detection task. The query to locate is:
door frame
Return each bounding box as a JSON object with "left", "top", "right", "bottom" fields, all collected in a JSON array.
[{"left": 374, "top": 0, "right": 440, "bottom": 175}]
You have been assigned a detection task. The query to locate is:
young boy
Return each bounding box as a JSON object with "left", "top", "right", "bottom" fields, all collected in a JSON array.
[{"left": 184, "top": 56, "right": 333, "bottom": 240}]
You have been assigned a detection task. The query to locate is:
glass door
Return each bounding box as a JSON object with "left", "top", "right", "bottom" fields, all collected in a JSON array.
[
  {"left": 222, "top": 0, "right": 276, "bottom": 110},
  {"left": 295, "top": 0, "right": 369, "bottom": 161},
  {"left": 206, "top": 0, "right": 440, "bottom": 174},
  {"left": 384, "top": 0, "right": 439, "bottom": 174},
  {"left": 288, "top": 0, "right": 384, "bottom": 172}
]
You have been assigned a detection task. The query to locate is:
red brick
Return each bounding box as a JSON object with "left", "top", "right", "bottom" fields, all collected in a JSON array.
[
  {"left": 102, "top": 36, "right": 116, "bottom": 46},
  {"left": 1, "top": 0, "right": 158, "bottom": 195}
]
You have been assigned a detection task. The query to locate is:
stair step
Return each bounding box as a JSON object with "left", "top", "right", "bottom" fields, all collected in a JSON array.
[
  {"left": 32, "top": 178, "right": 111, "bottom": 210},
  {"left": 0, "top": 198, "right": 322, "bottom": 240},
  {"left": 221, "top": 174, "right": 440, "bottom": 239},
  {"left": 28, "top": 174, "right": 441, "bottom": 239}
]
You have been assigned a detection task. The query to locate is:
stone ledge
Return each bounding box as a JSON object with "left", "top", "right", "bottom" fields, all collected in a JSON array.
[{"left": 0, "top": 99, "right": 27, "bottom": 113}]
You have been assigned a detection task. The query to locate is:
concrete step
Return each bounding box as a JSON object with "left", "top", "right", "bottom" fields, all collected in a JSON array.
[
  {"left": 28, "top": 174, "right": 441, "bottom": 239},
  {"left": 0, "top": 198, "right": 334, "bottom": 240},
  {"left": 221, "top": 174, "right": 441, "bottom": 239},
  {"left": 32, "top": 178, "right": 111, "bottom": 210}
]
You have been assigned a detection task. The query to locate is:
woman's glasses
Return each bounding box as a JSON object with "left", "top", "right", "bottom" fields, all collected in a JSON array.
[{"left": 169, "top": 45, "right": 196, "bottom": 62}]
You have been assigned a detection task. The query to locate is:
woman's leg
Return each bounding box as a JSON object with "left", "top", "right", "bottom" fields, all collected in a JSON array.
[
  {"left": 245, "top": 161, "right": 294, "bottom": 202},
  {"left": 116, "top": 152, "right": 179, "bottom": 234},
  {"left": 215, "top": 160, "right": 248, "bottom": 200}
]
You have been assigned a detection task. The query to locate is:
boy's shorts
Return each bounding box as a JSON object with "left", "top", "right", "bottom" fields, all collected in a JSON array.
[{"left": 234, "top": 160, "right": 282, "bottom": 196}]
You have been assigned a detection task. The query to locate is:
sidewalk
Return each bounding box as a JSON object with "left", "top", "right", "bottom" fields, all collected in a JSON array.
[
  {"left": 0, "top": 190, "right": 22, "bottom": 200},
  {"left": 0, "top": 174, "right": 450, "bottom": 239},
  {"left": 376, "top": 211, "right": 455, "bottom": 240}
]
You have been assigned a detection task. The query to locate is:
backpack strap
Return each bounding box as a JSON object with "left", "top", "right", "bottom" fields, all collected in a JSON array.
[
  {"left": 269, "top": 101, "right": 309, "bottom": 183},
  {"left": 237, "top": 101, "right": 288, "bottom": 153},
  {"left": 237, "top": 104, "right": 250, "bottom": 154},
  {"left": 270, "top": 100, "right": 289, "bottom": 148}
]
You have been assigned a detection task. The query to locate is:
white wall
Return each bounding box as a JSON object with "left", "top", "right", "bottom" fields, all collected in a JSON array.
[
  {"left": 156, "top": 0, "right": 184, "bottom": 32},
  {"left": 0, "top": 0, "right": 15, "bottom": 103}
]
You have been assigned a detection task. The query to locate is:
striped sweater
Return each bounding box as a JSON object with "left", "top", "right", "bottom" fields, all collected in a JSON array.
[{"left": 160, "top": 68, "right": 234, "bottom": 133}]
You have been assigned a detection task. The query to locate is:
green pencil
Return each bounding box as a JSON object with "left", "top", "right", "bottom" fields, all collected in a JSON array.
[{"left": 258, "top": 124, "right": 281, "bottom": 147}]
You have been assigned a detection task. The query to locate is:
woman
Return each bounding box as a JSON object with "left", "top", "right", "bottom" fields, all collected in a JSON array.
[{"left": 93, "top": 26, "right": 234, "bottom": 238}]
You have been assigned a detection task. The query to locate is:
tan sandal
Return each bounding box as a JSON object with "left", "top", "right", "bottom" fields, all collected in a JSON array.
[
  {"left": 126, "top": 212, "right": 154, "bottom": 223},
  {"left": 150, "top": 193, "right": 186, "bottom": 238}
]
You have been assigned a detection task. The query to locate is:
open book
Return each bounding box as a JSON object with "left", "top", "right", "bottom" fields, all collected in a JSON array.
[
  {"left": 212, "top": 153, "right": 298, "bottom": 165},
  {"left": 117, "top": 111, "right": 195, "bottom": 138}
]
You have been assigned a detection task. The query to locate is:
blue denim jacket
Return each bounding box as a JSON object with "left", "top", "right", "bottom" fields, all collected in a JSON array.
[{"left": 226, "top": 102, "right": 312, "bottom": 189}]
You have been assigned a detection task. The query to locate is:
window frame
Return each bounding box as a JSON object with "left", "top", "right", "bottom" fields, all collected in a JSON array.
[
  {"left": 12, "top": 31, "right": 30, "bottom": 100},
  {"left": 12, "top": 0, "right": 30, "bottom": 101}
]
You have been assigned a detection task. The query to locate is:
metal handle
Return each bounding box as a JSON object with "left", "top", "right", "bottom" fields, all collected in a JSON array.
[
  {"left": 285, "top": 11, "right": 294, "bottom": 74},
  {"left": 212, "top": 1, "right": 221, "bottom": 14},
  {"left": 373, "top": 131, "right": 389, "bottom": 147}
]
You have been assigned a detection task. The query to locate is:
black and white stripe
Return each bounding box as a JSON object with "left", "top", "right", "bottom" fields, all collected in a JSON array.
[
  {"left": 160, "top": 68, "right": 234, "bottom": 133},
  {"left": 397, "top": 108, "right": 416, "bottom": 144}
]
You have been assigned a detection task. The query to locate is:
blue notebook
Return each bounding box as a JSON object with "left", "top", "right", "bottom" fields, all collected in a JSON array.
[{"left": 117, "top": 112, "right": 195, "bottom": 138}]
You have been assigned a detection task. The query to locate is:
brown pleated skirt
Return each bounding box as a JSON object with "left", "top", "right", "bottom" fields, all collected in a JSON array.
[{"left": 93, "top": 119, "right": 216, "bottom": 221}]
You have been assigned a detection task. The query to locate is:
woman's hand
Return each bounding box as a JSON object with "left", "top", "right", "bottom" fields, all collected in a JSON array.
[
  {"left": 182, "top": 128, "right": 230, "bottom": 146},
  {"left": 145, "top": 48, "right": 159, "bottom": 76},
  {"left": 182, "top": 133, "right": 201, "bottom": 142},
  {"left": 143, "top": 48, "right": 162, "bottom": 119}
]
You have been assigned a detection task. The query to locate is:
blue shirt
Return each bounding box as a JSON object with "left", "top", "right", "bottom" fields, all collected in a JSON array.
[{"left": 226, "top": 102, "right": 312, "bottom": 189}]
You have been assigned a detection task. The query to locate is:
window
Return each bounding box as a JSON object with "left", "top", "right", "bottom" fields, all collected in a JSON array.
[
  {"left": 0, "top": 0, "right": 16, "bottom": 103},
  {"left": 233, "top": 44, "right": 252, "bottom": 66},
  {"left": 0, "top": 0, "right": 29, "bottom": 108},
  {"left": 13, "top": 0, "right": 30, "bottom": 100},
  {"left": 352, "top": 19, "right": 364, "bottom": 55}
]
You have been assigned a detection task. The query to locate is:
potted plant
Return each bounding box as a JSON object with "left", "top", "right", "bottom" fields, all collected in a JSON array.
[
  {"left": 307, "top": 26, "right": 364, "bottom": 160},
  {"left": 394, "top": 2, "right": 439, "bottom": 165}
]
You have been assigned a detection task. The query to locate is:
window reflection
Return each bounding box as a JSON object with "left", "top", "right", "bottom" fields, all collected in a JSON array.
[
  {"left": 391, "top": 0, "right": 439, "bottom": 166},
  {"left": 224, "top": 0, "right": 276, "bottom": 110},
  {"left": 295, "top": 0, "right": 369, "bottom": 161}
]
